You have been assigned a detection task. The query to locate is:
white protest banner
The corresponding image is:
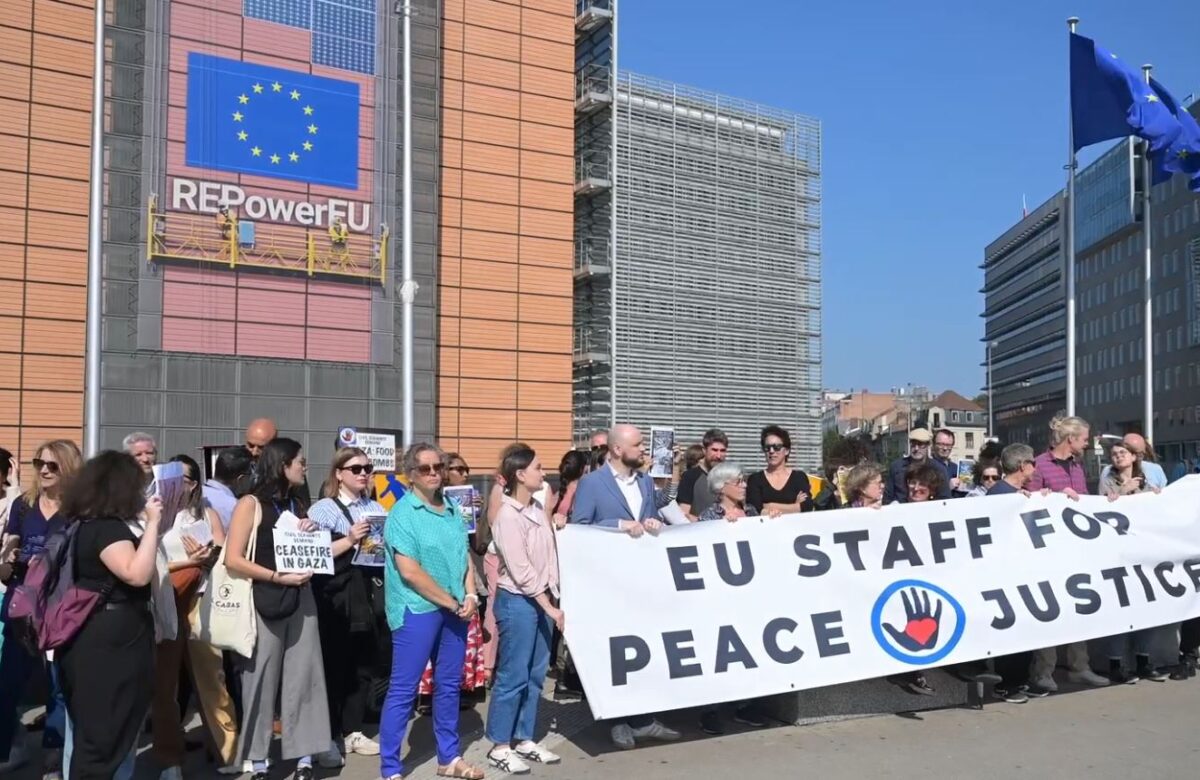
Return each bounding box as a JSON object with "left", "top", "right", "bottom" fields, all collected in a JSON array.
[
  {"left": 273, "top": 528, "right": 334, "bottom": 575},
  {"left": 559, "top": 478, "right": 1200, "bottom": 720}
]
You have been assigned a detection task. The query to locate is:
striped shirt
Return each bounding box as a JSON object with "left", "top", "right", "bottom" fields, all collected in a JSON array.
[
  {"left": 308, "top": 493, "right": 387, "bottom": 535},
  {"left": 1026, "top": 452, "right": 1089, "bottom": 495}
]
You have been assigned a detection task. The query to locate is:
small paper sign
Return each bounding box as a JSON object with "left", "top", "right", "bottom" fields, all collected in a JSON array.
[
  {"left": 273, "top": 528, "right": 334, "bottom": 574},
  {"left": 444, "top": 485, "right": 480, "bottom": 533},
  {"left": 352, "top": 514, "right": 388, "bottom": 567},
  {"left": 649, "top": 427, "right": 675, "bottom": 478}
]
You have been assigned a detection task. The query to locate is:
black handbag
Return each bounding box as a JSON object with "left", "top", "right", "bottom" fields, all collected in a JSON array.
[{"left": 253, "top": 579, "right": 300, "bottom": 620}]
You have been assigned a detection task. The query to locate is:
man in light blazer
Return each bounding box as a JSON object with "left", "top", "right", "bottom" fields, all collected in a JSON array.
[{"left": 568, "top": 424, "right": 680, "bottom": 749}]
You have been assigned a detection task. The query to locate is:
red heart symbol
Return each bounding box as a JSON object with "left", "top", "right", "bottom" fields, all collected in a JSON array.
[{"left": 905, "top": 618, "right": 938, "bottom": 646}]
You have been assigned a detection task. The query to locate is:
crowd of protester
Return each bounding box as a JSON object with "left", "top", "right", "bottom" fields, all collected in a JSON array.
[{"left": 0, "top": 413, "right": 1197, "bottom": 778}]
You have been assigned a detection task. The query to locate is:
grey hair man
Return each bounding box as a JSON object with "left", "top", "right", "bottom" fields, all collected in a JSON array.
[
  {"left": 988, "top": 444, "right": 1037, "bottom": 496},
  {"left": 122, "top": 431, "right": 158, "bottom": 475}
]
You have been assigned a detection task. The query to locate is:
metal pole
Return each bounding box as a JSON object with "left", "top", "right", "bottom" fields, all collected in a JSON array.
[
  {"left": 83, "top": 0, "right": 106, "bottom": 457},
  {"left": 987, "top": 341, "right": 995, "bottom": 439},
  {"left": 400, "top": 2, "right": 415, "bottom": 448},
  {"left": 1142, "top": 64, "right": 1154, "bottom": 441},
  {"left": 1065, "top": 16, "right": 1080, "bottom": 417}
]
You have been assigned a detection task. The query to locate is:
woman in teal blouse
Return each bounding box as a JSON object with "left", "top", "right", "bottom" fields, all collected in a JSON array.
[{"left": 378, "top": 442, "right": 483, "bottom": 780}]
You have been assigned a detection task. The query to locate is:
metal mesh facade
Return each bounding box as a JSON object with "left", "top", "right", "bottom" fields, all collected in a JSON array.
[{"left": 607, "top": 72, "right": 823, "bottom": 469}]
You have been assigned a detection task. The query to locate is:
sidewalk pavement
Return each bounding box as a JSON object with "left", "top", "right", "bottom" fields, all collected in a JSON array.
[{"left": 10, "top": 676, "right": 1197, "bottom": 778}]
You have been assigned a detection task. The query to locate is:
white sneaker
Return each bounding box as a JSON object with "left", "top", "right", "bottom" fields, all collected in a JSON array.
[
  {"left": 344, "top": 732, "right": 381, "bottom": 756},
  {"left": 610, "top": 723, "right": 635, "bottom": 750},
  {"left": 487, "top": 747, "right": 531, "bottom": 775},
  {"left": 515, "top": 740, "right": 561, "bottom": 764},
  {"left": 1068, "top": 668, "right": 1110, "bottom": 687},
  {"left": 0, "top": 744, "right": 29, "bottom": 773},
  {"left": 159, "top": 767, "right": 184, "bottom": 780},
  {"left": 630, "top": 719, "right": 681, "bottom": 743},
  {"left": 1031, "top": 674, "right": 1059, "bottom": 693},
  {"left": 316, "top": 742, "right": 345, "bottom": 768}
]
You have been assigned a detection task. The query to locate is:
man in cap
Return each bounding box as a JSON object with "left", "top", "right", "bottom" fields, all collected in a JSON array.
[{"left": 884, "top": 428, "right": 951, "bottom": 503}]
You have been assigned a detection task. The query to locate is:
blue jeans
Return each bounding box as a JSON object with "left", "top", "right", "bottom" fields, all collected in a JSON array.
[
  {"left": 485, "top": 590, "right": 553, "bottom": 745},
  {"left": 0, "top": 629, "right": 66, "bottom": 759},
  {"left": 63, "top": 713, "right": 136, "bottom": 780},
  {"left": 379, "top": 608, "right": 468, "bottom": 777}
]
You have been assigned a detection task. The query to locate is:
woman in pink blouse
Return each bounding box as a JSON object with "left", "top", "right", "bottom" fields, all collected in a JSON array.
[{"left": 484, "top": 445, "right": 565, "bottom": 775}]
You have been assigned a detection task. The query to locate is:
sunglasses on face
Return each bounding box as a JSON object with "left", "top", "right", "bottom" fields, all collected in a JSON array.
[
  {"left": 908, "top": 484, "right": 931, "bottom": 493},
  {"left": 447, "top": 465, "right": 470, "bottom": 476},
  {"left": 982, "top": 475, "right": 1000, "bottom": 483},
  {"left": 340, "top": 463, "right": 375, "bottom": 475},
  {"left": 32, "top": 459, "right": 60, "bottom": 474},
  {"left": 415, "top": 463, "right": 445, "bottom": 476},
  {"left": 762, "top": 444, "right": 786, "bottom": 453}
]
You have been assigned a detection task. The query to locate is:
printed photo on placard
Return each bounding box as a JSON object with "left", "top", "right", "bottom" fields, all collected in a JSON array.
[
  {"left": 444, "top": 485, "right": 480, "bottom": 533},
  {"left": 650, "top": 427, "right": 675, "bottom": 478},
  {"left": 353, "top": 514, "right": 387, "bottom": 567}
]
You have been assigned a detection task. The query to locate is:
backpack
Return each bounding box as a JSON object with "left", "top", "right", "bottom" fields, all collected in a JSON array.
[{"left": 7, "top": 521, "right": 112, "bottom": 652}]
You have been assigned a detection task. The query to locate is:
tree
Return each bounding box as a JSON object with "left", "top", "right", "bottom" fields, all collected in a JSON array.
[
  {"left": 823, "top": 430, "right": 873, "bottom": 469},
  {"left": 972, "top": 392, "right": 988, "bottom": 409}
]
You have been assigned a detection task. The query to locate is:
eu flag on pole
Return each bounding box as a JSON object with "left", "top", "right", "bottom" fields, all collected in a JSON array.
[
  {"left": 1148, "top": 77, "right": 1200, "bottom": 192},
  {"left": 1069, "top": 33, "right": 1181, "bottom": 154},
  {"left": 186, "top": 53, "right": 360, "bottom": 189}
]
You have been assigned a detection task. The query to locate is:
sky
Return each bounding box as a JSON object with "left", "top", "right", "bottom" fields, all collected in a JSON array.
[{"left": 617, "top": 0, "right": 1200, "bottom": 398}]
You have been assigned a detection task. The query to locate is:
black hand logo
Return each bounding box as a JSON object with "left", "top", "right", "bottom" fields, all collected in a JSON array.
[{"left": 883, "top": 587, "right": 943, "bottom": 652}]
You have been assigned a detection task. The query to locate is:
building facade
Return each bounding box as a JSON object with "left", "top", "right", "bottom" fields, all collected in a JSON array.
[
  {"left": 1074, "top": 137, "right": 1200, "bottom": 464},
  {"left": 981, "top": 192, "right": 1066, "bottom": 452},
  {"left": 573, "top": 70, "right": 824, "bottom": 467},
  {"left": 2, "top": 0, "right": 577, "bottom": 479},
  {"left": 822, "top": 389, "right": 904, "bottom": 436}
]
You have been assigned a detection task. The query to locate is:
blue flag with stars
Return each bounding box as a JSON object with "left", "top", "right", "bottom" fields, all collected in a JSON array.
[
  {"left": 1070, "top": 33, "right": 1181, "bottom": 154},
  {"left": 1148, "top": 77, "right": 1200, "bottom": 192},
  {"left": 185, "top": 53, "right": 360, "bottom": 189}
]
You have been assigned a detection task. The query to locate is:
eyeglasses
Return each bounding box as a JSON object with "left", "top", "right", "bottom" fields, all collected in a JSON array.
[
  {"left": 762, "top": 443, "right": 786, "bottom": 453},
  {"left": 415, "top": 463, "right": 445, "bottom": 476},
  {"left": 981, "top": 475, "right": 1000, "bottom": 483},
  {"left": 908, "top": 484, "right": 931, "bottom": 493},
  {"left": 340, "top": 463, "right": 375, "bottom": 475},
  {"left": 32, "top": 459, "right": 60, "bottom": 474},
  {"left": 447, "top": 465, "right": 470, "bottom": 476}
]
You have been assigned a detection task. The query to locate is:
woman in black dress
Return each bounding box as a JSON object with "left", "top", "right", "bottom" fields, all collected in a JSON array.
[
  {"left": 746, "top": 425, "right": 814, "bottom": 516},
  {"left": 58, "top": 451, "right": 163, "bottom": 780}
]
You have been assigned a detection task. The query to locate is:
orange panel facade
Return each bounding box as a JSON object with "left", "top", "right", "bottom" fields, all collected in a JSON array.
[
  {"left": 0, "top": 0, "right": 92, "bottom": 479},
  {"left": 438, "top": 0, "right": 574, "bottom": 470}
]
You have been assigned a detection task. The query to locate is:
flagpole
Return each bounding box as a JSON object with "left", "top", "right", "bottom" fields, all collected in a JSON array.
[
  {"left": 1142, "top": 64, "right": 1154, "bottom": 441},
  {"left": 83, "top": 0, "right": 106, "bottom": 456},
  {"left": 400, "top": 2, "right": 415, "bottom": 448},
  {"left": 1065, "top": 16, "right": 1079, "bottom": 417}
]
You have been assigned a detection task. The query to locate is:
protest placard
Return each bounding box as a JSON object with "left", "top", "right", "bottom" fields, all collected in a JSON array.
[
  {"left": 560, "top": 478, "right": 1200, "bottom": 719},
  {"left": 352, "top": 514, "right": 388, "bottom": 566},
  {"left": 273, "top": 528, "right": 334, "bottom": 575},
  {"left": 650, "top": 427, "right": 675, "bottom": 478},
  {"left": 151, "top": 462, "right": 187, "bottom": 532},
  {"left": 444, "top": 485, "right": 481, "bottom": 533}
]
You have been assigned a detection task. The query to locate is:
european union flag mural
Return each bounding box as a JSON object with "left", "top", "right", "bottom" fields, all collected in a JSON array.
[{"left": 185, "top": 53, "right": 360, "bottom": 189}]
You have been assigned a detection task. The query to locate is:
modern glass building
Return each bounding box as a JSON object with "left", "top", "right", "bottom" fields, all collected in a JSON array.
[
  {"left": 981, "top": 193, "right": 1066, "bottom": 452},
  {"left": 573, "top": 65, "right": 824, "bottom": 467}
]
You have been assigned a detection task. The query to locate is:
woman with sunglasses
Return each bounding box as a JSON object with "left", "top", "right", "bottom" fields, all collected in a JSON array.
[
  {"left": 307, "top": 447, "right": 385, "bottom": 762},
  {"left": 0, "top": 439, "right": 81, "bottom": 778},
  {"left": 379, "top": 443, "right": 484, "bottom": 780},
  {"left": 1099, "top": 441, "right": 1170, "bottom": 684},
  {"left": 965, "top": 459, "right": 1001, "bottom": 497},
  {"left": 152, "top": 454, "right": 238, "bottom": 778},
  {"left": 226, "top": 439, "right": 330, "bottom": 780},
  {"left": 416, "top": 453, "right": 487, "bottom": 713},
  {"left": 892, "top": 461, "right": 944, "bottom": 696},
  {"left": 746, "top": 425, "right": 814, "bottom": 517}
]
